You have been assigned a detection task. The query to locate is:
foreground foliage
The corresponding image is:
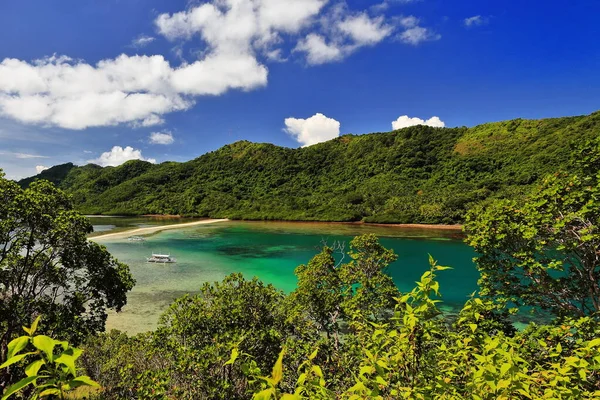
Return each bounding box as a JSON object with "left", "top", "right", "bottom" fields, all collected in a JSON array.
[
  {"left": 466, "top": 138, "right": 600, "bottom": 317},
  {"left": 0, "top": 317, "right": 98, "bottom": 400},
  {"left": 74, "top": 245, "right": 600, "bottom": 399},
  {"left": 11, "top": 253, "right": 598, "bottom": 399},
  {"left": 19, "top": 111, "right": 600, "bottom": 224},
  {"left": 0, "top": 173, "right": 134, "bottom": 390}
]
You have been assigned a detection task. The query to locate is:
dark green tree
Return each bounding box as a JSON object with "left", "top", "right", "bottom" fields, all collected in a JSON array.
[
  {"left": 0, "top": 174, "right": 135, "bottom": 388},
  {"left": 465, "top": 139, "right": 600, "bottom": 317},
  {"left": 290, "top": 246, "right": 345, "bottom": 349},
  {"left": 339, "top": 234, "right": 400, "bottom": 324},
  {"left": 158, "top": 273, "right": 288, "bottom": 368}
]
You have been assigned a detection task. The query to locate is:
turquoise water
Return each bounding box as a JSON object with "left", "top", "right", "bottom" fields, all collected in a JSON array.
[{"left": 91, "top": 219, "right": 478, "bottom": 334}]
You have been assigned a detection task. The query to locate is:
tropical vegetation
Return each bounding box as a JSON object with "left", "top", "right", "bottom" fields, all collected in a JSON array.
[
  {"left": 2, "top": 115, "right": 600, "bottom": 398},
  {"left": 19, "top": 111, "right": 600, "bottom": 224}
]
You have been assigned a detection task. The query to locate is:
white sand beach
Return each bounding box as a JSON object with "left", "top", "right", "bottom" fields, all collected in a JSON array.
[{"left": 91, "top": 218, "right": 229, "bottom": 241}]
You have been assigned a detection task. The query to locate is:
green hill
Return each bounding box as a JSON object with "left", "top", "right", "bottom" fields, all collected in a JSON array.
[{"left": 18, "top": 111, "right": 600, "bottom": 224}]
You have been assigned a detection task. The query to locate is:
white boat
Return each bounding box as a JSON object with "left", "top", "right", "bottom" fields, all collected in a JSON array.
[
  {"left": 146, "top": 253, "right": 176, "bottom": 263},
  {"left": 128, "top": 236, "right": 146, "bottom": 242}
]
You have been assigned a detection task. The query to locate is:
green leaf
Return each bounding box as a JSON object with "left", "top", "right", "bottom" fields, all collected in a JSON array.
[
  {"left": 588, "top": 338, "right": 600, "bottom": 348},
  {"left": 54, "top": 353, "right": 76, "bottom": 376},
  {"left": 7, "top": 336, "right": 29, "bottom": 359},
  {"left": 25, "top": 359, "right": 45, "bottom": 377},
  {"left": 225, "top": 347, "right": 239, "bottom": 366},
  {"left": 271, "top": 348, "right": 285, "bottom": 385},
  {"left": 29, "top": 316, "right": 41, "bottom": 336},
  {"left": 308, "top": 348, "right": 318, "bottom": 361},
  {"left": 67, "top": 376, "right": 100, "bottom": 388},
  {"left": 0, "top": 352, "right": 36, "bottom": 369},
  {"left": 311, "top": 365, "right": 324, "bottom": 379},
  {"left": 253, "top": 388, "right": 275, "bottom": 400},
  {"left": 1, "top": 376, "right": 37, "bottom": 400},
  {"left": 281, "top": 394, "right": 301, "bottom": 400},
  {"left": 38, "top": 388, "right": 61, "bottom": 397},
  {"left": 32, "top": 336, "right": 56, "bottom": 362}
]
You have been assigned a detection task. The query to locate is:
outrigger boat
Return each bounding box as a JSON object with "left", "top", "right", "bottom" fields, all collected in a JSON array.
[{"left": 146, "top": 253, "right": 176, "bottom": 263}]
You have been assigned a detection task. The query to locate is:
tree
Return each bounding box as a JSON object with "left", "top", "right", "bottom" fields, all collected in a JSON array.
[
  {"left": 465, "top": 139, "right": 600, "bottom": 317},
  {"left": 290, "top": 245, "right": 345, "bottom": 349},
  {"left": 339, "top": 234, "right": 399, "bottom": 324},
  {"left": 0, "top": 174, "right": 134, "bottom": 388},
  {"left": 158, "top": 273, "right": 288, "bottom": 369}
]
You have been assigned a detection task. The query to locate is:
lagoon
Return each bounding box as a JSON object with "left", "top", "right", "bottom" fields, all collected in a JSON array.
[{"left": 90, "top": 218, "right": 479, "bottom": 334}]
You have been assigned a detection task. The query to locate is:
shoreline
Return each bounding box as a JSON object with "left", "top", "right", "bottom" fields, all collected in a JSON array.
[
  {"left": 224, "top": 219, "right": 463, "bottom": 231},
  {"left": 87, "top": 215, "right": 463, "bottom": 241},
  {"left": 90, "top": 218, "right": 230, "bottom": 241},
  {"left": 361, "top": 222, "right": 463, "bottom": 231}
]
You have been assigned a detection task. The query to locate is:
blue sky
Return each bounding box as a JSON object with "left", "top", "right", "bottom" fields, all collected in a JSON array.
[{"left": 0, "top": 0, "right": 599, "bottom": 179}]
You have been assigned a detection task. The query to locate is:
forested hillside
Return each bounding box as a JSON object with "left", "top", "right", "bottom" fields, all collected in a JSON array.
[{"left": 19, "top": 111, "right": 600, "bottom": 223}]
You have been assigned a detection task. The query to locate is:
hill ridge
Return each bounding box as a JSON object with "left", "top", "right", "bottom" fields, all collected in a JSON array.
[{"left": 17, "top": 111, "right": 600, "bottom": 224}]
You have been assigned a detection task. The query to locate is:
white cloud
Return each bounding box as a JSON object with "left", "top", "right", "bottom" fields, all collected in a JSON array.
[
  {"left": 0, "top": 1, "right": 438, "bottom": 129},
  {"left": 294, "top": 34, "right": 343, "bottom": 65},
  {"left": 371, "top": 0, "right": 418, "bottom": 13},
  {"left": 337, "top": 13, "right": 392, "bottom": 45},
  {"left": 398, "top": 15, "right": 419, "bottom": 28},
  {"left": 89, "top": 146, "right": 156, "bottom": 167},
  {"left": 149, "top": 131, "right": 174, "bottom": 145},
  {"left": 464, "top": 15, "right": 488, "bottom": 27},
  {"left": 399, "top": 26, "right": 440, "bottom": 45},
  {"left": 285, "top": 113, "right": 340, "bottom": 146},
  {"left": 35, "top": 165, "right": 49, "bottom": 173},
  {"left": 295, "top": 10, "right": 393, "bottom": 65},
  {"left": 0, "top": 151, "right": 49, "bottom": 159},
  {"left": 392, "top": 115, "right": 445, "bottom": 130},
  {"left": 131, "top": 35, "right": 156, "bottom": 48},
  {"left": 0, "top": 55, "right": 192, "bottom": 129}
]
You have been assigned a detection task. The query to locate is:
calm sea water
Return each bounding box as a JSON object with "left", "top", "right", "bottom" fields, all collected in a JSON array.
[{"left": 90, "top": 218, "right": 479, "bottom": 334}]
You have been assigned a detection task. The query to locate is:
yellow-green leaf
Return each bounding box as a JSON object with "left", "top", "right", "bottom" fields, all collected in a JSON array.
[
  {"left": 32, "top": 335, "right": 56, "bottom": 362},
  {"left": 24, "top": 359, "right": 44, "bottom": 377},
  {"left": 281, "top": 394, "right": 301, "bottom": 400},
  {"left": 29, "top": 316, "right": 41, "bottom": 336},
  {"left": 0, "top": 352, "right": 36, "bottom": 369},
  {"left": 253, "top": 388, "right": 275, "bottom": 400},
  {"left": 271, "top": 348, "right": 285, "bottom": 385},
  {"left": 7, "top": 336, "right": 29, "bottom": 359},
  {"left": 225, "top": 347, "right": 239, "bottom": 366},
  {"left": 39, "top": 388, "right": 61, "bottom": 397},
  {"left": 1, "top": 376, "right": 37, "bottom": 400}
]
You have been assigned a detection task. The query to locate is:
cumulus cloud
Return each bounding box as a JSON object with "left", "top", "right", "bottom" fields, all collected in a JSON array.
[
  {"left": 285, "top": 113, "right": 340, "bottom": 146},
  {"left": 391, "top": 115, "right": 445, "bottom": 130},
  {"left": 89, "top": 146, "right": 156, "bottom": 167},
  {"left": 149, "top": 131, "right": 174, "bottom": 145},
  {"left": 0, "top": 1, "right": 438, "bottom": 129},
  {"left": 295, "top": 10, "right": 393, "bottom": 65},
  {"left": 35, "top": 165, "right": 49, "bottom": 173},
  {"left": 130, "top": 35, "right": 156, "bottom": 48},
  {"left": 295, "top": 34, "right": 343, "bottom": 64},
  {"left": 464, "top": 15, "right": 488, "bottom": 27}
]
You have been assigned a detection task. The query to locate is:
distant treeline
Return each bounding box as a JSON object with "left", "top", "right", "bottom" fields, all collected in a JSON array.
[{"left": 19, "top": 111, "right": 600, "bottom": 224}]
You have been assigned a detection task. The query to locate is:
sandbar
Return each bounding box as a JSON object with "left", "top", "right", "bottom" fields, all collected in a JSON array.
[{"left": 90, "top": 218, "right": 229, "bottom": 241}]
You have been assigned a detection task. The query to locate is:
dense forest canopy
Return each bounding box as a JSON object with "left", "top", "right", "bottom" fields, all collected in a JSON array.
[{"left": 18, "top": 111, "right": 600, "bottom": 224}]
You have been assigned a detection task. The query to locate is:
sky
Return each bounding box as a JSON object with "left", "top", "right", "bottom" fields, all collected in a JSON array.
[{"left": 0, "top": 0, "right": 599, "bottom": 179}]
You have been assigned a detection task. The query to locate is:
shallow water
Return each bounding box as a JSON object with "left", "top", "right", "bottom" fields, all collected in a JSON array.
[{"left": 90, "top": 218, "right": 479, "bottom": 334}]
